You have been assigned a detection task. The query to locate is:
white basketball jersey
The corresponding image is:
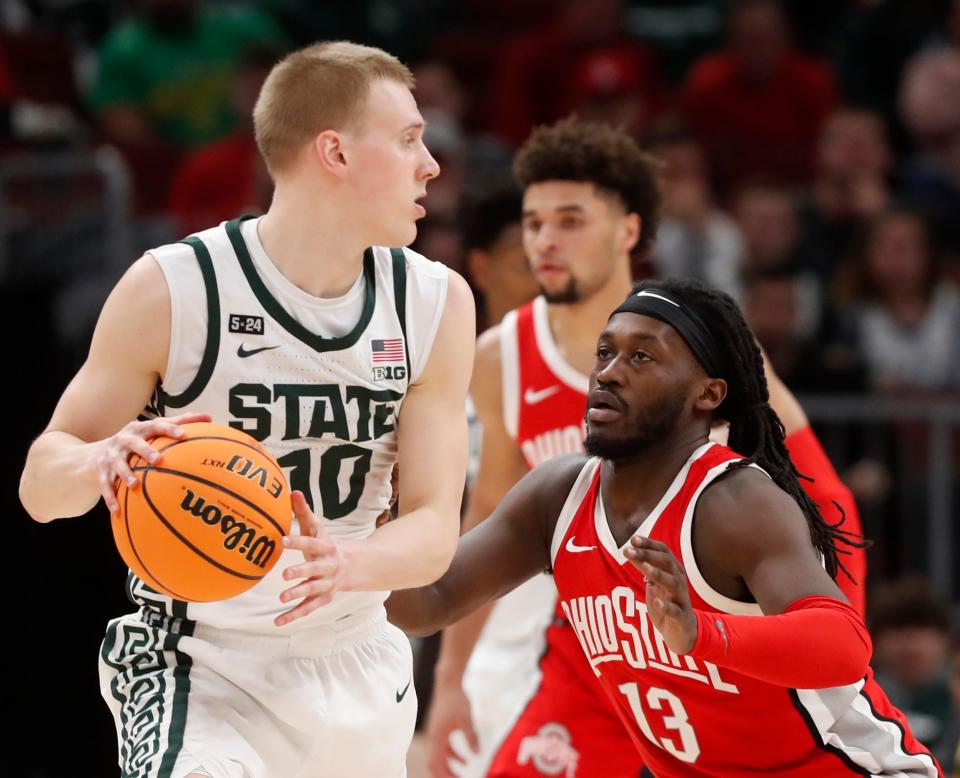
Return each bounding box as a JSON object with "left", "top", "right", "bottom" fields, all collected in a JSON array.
[{"left": 131, "top": 216, "right": 448, "bottom": 633}]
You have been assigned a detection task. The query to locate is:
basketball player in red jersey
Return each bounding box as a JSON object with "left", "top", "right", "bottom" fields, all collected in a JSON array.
[
  {"left": 389, "top": 279, "right": 941, "bottom": 777},
  {"left": 423, "top": 119, "right": 658, "bottom": 778}
]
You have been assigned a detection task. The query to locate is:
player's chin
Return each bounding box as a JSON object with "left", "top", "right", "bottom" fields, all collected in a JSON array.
[
  {"left": 377, "top": 221, "right": 418, "bottom": 248},
  {"left": 584, "top": 427, "right": 636, "bottom": 459}
]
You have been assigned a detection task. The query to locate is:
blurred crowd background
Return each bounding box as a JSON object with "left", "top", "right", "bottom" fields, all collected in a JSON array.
[{"left": 3, "top": 0, "right": 958, "bottom": 774}]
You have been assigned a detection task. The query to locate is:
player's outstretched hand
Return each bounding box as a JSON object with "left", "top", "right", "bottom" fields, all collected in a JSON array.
[
  {"left": 276, "top": 491, "right": 344, "bottom": 626},
  {"left": 625, "top": 536, "right": 698, "bottom": 654},
  {"left": 426, "top": 682, "right": 479, "bottom": 778},
  {"left": 96, "top": 412, "right": 212, "bottom": 513}
]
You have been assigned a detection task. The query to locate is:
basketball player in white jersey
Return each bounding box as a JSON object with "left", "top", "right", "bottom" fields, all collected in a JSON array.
[
  {"left": 420, "top": 119, "right": 660, "bottom": 778},
  {"left": 19, "top": 41, "right": 474, "bottom": 778}
]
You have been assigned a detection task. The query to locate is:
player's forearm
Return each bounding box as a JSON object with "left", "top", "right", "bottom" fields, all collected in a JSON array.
[
  {"left": 385, "top": 583, "right": 447, "bottom": 636},
  {"left": 19, "top": 431, "right": 103, "bottom": 522},
  {"left": 690, "top": 595, "right": 872, "bottom": 688},
  {"left": 387, "top": 575, "right": 495, "bottom": 637},
  {"left": 385, "top": 546, "right": 496, "bottom": 637},
  {"left": 340, "top": 505, "right": 459, "bottom": 592}
]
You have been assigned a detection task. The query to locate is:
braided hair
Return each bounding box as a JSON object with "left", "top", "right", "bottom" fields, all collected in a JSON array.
[{"left": 631, "top": 278, "right": 864, "bottom": 580}]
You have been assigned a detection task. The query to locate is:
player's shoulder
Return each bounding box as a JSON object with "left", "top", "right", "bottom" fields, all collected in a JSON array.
[
  {"left": 475, "top": 297, "right": 535, "bottom": 368},
  {"left": 379, "top": 245, "right": 472, "bottom": 315},
  {"left": 111, "top": 252, "right": 171, "bottom": 313},
  {"left": 147, "top": 221, "right": 232, "bottom": 265},
  {"left": 524, "top": 453, "right": 592, "bottom": 502},
  {"left": 384, "top": 244, "right": 448, "bottom": 282},
  {"left": 476, "top": 321, "right": 504, "bottom": 364},
  {"left": 697, "top": 463, "right": 804, "bottom": 547},
  {"left": 701, "top": 463, "right": 780, "bottom": 508}
]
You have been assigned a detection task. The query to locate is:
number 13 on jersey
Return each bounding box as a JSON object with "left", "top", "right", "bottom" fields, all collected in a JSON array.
[{"left": 618, "top": 682, "right": 701, "bottom": 764}]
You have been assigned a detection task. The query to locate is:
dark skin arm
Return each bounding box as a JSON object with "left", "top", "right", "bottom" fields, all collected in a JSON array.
[
  {"left": 386, "top": 455, "right": 585, "bottom": 637},
  {"left": 625, "top": 466, "right": 846, "bottom": 654}
]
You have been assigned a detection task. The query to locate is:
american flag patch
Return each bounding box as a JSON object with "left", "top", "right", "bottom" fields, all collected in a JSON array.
[{"left": 371, "top": 338, "right": 404, "bottom": 363}]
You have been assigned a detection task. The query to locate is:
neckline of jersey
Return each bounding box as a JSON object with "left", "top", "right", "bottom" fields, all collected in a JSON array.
[
  {"left": 594, "top": 441, "right": 716, "bottom": 564},
  {"left": 225, "top": 216, "right": 377, "bottom": 353},
  {"left": 241, "top": 216, "right": 367, "bottom": 309},
  {"left": 532, "top": 296, "right": 591, "bottom": 394}
]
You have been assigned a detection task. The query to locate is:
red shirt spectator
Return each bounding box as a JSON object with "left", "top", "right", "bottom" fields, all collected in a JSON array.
[
  {"left": 681, "top": 0, "right": 837, "bottom": 193},
  {"left": 167, "top": 132, "right": 272, "bottom": 235},
  {"left": 486, "top": 0, "right": 665, "bottom": 145}
]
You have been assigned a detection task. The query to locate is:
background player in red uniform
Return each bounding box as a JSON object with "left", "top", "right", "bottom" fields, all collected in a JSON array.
[
  {"left": 426, "top": 118, "right": 657, "bottom": 778},
  {"left": 387, "top": 279, "right": 941, "bottom": 777}
]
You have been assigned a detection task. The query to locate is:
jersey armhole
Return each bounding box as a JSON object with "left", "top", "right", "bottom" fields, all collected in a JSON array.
[
  {"left": 406, "top": 253, "right": 448, "bottom": 384},
  {"left": 157, "top": 236, "right": 220, "bottom": 409},
  {"left": 500, "top": 309, "right": 520, "bottom": 440},
  {"left": 680, "top": 459, "right": 768, "bottom": 616},
  {"left": 389, "top": 247, "right": 412, "bottom": 382},
  {"left": 549, "top": 458, "right": 601, "bottom": 569}
]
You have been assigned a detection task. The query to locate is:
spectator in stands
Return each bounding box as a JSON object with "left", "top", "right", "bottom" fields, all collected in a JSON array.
[
  {"left": 681, "top": 0, "right": 838, "bottom": 192},
  {"left": 459, "top": 176, "right": 537, "bottom": 330},
  {"left": 870, "top": 577, "right": 954, "bottom": 756},
  {"left": 899, "top": 47, "right": 960, "bottom": 258},
  {"left": 412, "top": 60, "right": 468, "bottom": 136},
  {"left": 836, "top": 207, "right": 960, "bottom": 393},
  {"left": 568, "top": 47, "right": 653, "bottom": 141},
  {"left": 733, "top": 181, "right": 801, "bottom": 273},
  {"left": 89, "top": 0, "right": 286, "bottom": 211},
  {"left": 166, "top": 44, "right": 278, "bottom": 235},
  {"left": 742, "top": 266, "right": 863, "bottom": 392},
  {"left": 838, "top": 0, "right": 949, "bottom": 127},
  {"left": 486, "top": 0, "right": 665, "bottom": 146},
  {"left": 622, "top": 0, "right": 726, "bottom": 85},
  {"left": 795, "top": 108, "right": 894, "bottom": 286},
  {"left": 647, "top": 121, "right": 744, "bottom": 299}
]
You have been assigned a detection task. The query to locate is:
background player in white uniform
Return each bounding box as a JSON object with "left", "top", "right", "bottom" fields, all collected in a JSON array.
[{"left": 19, "top": 41, "right": 475, "bottom": 778}]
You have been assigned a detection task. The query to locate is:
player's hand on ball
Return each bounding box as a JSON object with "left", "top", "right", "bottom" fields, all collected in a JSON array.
[
  {"left": 625, "top": 536, "right": 698, "bottom": 654},
  {"left": 276, "top": 491, "right": 343, "bottom": 626},
  {"left": 95, "top": 412, "right": 212, "bottom": 513}
]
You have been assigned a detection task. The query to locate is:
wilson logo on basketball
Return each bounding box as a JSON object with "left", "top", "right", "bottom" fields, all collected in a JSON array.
[{"left": 179, "top": 489, "right": 278, "bottom": 569}]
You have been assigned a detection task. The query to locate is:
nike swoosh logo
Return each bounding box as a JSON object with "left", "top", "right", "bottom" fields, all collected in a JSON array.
[
  {"left": 524, "top": 385, "right": 561, "bottom": 405},
  {"left": 565, "top": 537, "right": 597, "bottom": 553},
  {"left": 237, "top": 344, "right": 280, "bottom": 359},
  {"left": 396, "top": 678, "right": 412, "bottom": 703}
]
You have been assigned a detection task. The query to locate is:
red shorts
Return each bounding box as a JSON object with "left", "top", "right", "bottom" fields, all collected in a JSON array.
[{"left": 485, "top": 619, "right": 644, "bottom": 778}]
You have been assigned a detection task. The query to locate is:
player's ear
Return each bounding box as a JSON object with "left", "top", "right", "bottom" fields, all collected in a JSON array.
[
  {"left": 618, "top": 212, "right": 641, "bottom": 255},
  {"left": 694, "top": 378, "right": 726, "bottom": 412},
  {"left": 467, "top": 249, "right": 492, "bottom": 294},
  {"left": 313, "top": 130, "right": 348, "bottom": 178}
]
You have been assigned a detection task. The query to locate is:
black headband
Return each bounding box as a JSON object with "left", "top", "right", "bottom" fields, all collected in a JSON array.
[{"left": 609, "top": 289, "right": 725, "bottom": 378}]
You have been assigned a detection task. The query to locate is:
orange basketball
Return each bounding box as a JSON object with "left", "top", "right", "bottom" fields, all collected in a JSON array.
[{"left": 112, "top": 421, "right": 291, "bottom": 602}]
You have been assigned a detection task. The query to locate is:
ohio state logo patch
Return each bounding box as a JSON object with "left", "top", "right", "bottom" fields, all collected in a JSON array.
[{"left": 517, "top": 722, "right": 580, "bottom": 777}]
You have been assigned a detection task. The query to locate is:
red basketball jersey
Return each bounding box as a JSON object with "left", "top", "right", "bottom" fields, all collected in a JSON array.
[
  {"left": 551, "top": 443, "right": 941, "bottom": 778},
  {"left": 501, "top": 296, "right": 588, "bottom": 468}
]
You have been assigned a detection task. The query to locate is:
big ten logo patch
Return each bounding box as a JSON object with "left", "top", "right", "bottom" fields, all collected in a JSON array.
[
  {"left": 373, "top": 365, "right": 406, "bottom": 381},
  {"left": 517, "top": 723, "right": 580, "bottom": 777}
]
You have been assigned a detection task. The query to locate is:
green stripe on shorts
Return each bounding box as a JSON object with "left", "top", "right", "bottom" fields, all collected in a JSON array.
[{"left": 157, "top": 629, "right": 192, "bottom": 778}]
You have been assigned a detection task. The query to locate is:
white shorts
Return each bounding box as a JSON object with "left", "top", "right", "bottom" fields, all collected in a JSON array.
[{"left": 99, "top": 607, "right": 416, "bottom": 778}]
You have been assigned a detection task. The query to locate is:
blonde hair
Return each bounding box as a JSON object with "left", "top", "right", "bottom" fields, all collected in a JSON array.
[{"left": 253, "top": 41, "right": 414, "bottom": 175}]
